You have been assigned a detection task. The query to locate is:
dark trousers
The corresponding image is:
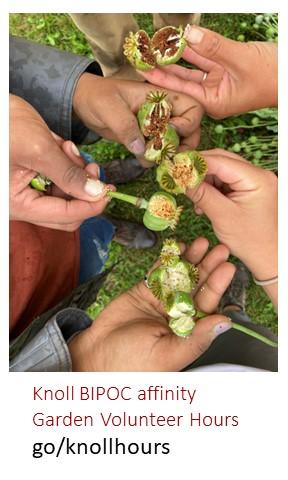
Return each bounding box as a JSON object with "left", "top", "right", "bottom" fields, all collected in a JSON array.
[{"left": 184, "top": 310, "right": 278, "bottom": 372}]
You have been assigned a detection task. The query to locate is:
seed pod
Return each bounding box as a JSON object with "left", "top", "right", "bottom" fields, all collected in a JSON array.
[
  {"left": 137, "top": 91, "right": 172, "bottom": 137},
  {"left": 30, "top": 174, "right": 52, "bottom": 192},
  {"left": 151, "top": 26, "right": 187, "bottom": 65},
  {"left": 144, "top": 124, "right": 180, "bottom": 164},
  {"left": 166, "top": 291, "right": 196, "bottom": 319},
  {"left": 143, "top": 192, "right": 183, "bottom": 231},
  {"left": 156, "top": 150, "right": 207, "bottom": 194},
  {"left": 123, "top": 30, "right": 156, "bottom": 70},
  {"left": 147, "top": 256, "right": 199, "bottom": 300},
  {"left": 160, "top": 238, "right": 181, "bottom": 266},
  {"left": 169, "top": 315, "right": 195, "bottom": 337}
]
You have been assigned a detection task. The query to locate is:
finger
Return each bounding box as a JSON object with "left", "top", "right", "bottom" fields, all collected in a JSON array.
[
  {"left": 158, "top": 63, "right": 204, "bottom": 83},
  {"left": 194, "top": 261, "right": 236, "bottom": 313},
  {"left": 201, "top": 148, "right": 249, "bottom": 162},
  {"left": 20, "top": 190, "right": 113, "bottom": 225},
  {"left": 200, "top": 152, "right": 262, "bottom": 190},
  {"left": 187, "top": 180, "right": 232, "bottom": 221},
  {"left": 181, "top": 46, "right": 218, "bottom": 72},
  {"left": 37, "top": 141, "right": 109, "bottom": 202},
  {"left": 195, "top": 244, "right": 231, "bottom": 289},
  {"left": 183, "top": 237, "right": 209, "bottom": 264},
  {"left": 140, "top": 68, "right": 205, "bottom": 105},
  {"left": 84, "top": 162, "right": 101, "bottom": 178},
  {"left": 61, "top": 140, "right": 86, "bottom": 168},
  {"left": 170, "top": 104, "right": 203, "bottom": 138},
  {"left": 184, "top": 25, "right": 244, "bottom": 67},
  {"left": 161, "top": 314, "right": 232, "bottom": 371},
  {"left": 179, "top": 128, "right": 201, "bottom": 150},
  {"left": 100, "top": 95, "right": 146, "bottom": 157}
]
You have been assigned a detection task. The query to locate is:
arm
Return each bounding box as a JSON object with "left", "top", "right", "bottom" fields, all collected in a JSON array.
[{"left": 9, "top": 35, "right": 102, "bottom": 143}]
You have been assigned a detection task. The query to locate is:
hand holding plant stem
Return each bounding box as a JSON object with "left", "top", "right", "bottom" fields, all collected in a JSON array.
[
  {"left": 68, "top": 238, "right": 237, "bottom": 371},
  {"left": 147, "top": 240, "right": 277, "bottom": 346}
]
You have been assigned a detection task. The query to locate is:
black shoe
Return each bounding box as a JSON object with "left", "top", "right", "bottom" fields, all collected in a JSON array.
[
  {"left": 104, "top": 215, "right": 158, "bottom": 249},
  {"left": 220, "top": 261, "right": 250, "bottom": 313},
  {"left": 103, "top": 157, "right": 146, "bottom": 185}
]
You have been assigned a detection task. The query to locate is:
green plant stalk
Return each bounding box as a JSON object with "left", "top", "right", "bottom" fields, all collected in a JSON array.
[
  {"left": 195, "top": 311, "right": 277, "bottom": 347},
  {"left": 231, "top": 322, "right": 277, "bottom": 347},
  {"left": 107, "top": 191, "right": 148, "bottom": 209},
  {"left": 220, "top": 122, "right": 277, "bottom": 131}
]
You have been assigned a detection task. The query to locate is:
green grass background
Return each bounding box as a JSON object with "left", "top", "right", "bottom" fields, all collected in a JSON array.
[{"left": 9, "top": 13, "right": 277, "bottom": 332}]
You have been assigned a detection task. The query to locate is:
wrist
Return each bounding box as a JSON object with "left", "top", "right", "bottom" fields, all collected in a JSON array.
[{"left": 68, "top": 327, "right": 95, "bottom": 372}]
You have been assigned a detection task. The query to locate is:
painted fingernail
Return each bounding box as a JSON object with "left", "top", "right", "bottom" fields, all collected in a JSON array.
[
  {"left": 184, "top": 26, "right": 204, "bottom": 44},
  {"left": 84, "top": 178, "right": 105, "bottom": 197},
  {"left": 129, "top": 138, "right": 146, "bottom": 156},
  {"left": 213, "top": 320, "right": 232, "bottom": 337},
  {"left": 70, "top": 142, "right": 81, "bottom": 156}
]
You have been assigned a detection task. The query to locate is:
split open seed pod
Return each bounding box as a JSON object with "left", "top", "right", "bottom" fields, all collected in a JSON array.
[
  {"left": 137, "top": 91, "right": 172, "bottom": 138},
  {"left": 143, "top": 191, "right": 183, "bottom": 231},
  {"left": 160, "top": 238, "right": 182, "bottom": 267},
  {"left": 144, "top": 124, "right": 180, "bottom": 164},
  {"left": 156, "top": 150, "right": 208, "bottom": 194},
  {"left": 123, "top": 30, "right": 156, "bottom": 70},
  {"left": 169, "top": 315, "right": 195, "bottom": 337},
  {"left": 147, "top": 257, "right": 199, "bottom": 300},
  {"left": 151, "top": 26, "right": 187, "bottom": 65},
  {"left": 166, "top": 291, "right": 196, "bottom": 319}
]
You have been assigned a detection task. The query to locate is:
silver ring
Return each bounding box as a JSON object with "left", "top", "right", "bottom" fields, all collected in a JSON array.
[{"left": 202, "top": 72, "right": 208, "bottom": 82}]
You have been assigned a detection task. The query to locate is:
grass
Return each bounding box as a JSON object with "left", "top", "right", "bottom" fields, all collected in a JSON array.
[{"left": 9, "top": 13, "right": 278, "bottom": 332}]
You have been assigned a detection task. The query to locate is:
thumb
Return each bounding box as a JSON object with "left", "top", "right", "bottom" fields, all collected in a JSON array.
[
  {"left": 166, "top": 314, "right": 232, "bottom": 371},
  {"left": 187, "top": 180, "right": 231, "bottom": 222},
  {"left": 100, "top": 98, "right": 146, "bottom": 157},
  {"left": 40, "top": 140, "right": 109, "bottom": 202},
  {"left": 184, "top": 25, "right": 241, "bottom": 66}
]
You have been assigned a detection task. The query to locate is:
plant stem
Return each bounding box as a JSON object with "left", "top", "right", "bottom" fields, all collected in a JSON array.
[
  {"left": 107, "top": 190, "right": 148, "bottom": 209},
  {"left": 196, "top": 312, "right": 277, "bottom": 347},
  {"left": 232, "top": 322, "right": 277, "bottom": 347}
]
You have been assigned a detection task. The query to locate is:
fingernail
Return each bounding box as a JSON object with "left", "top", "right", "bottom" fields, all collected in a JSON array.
[
  {"left": 213, "top": 320, "right": 232, "bottom": 337},
  {"left": 71, "top": 142, "right": 81, "bottom": 156},
  {"left": 84, "top": 178, "right": 105, "bottom": 197},
  {"left": 184, "top": 25, "right": 204, "bottom": 44},
  {"left": 129, "top": 138, "right": 146, "bottom": 156}
]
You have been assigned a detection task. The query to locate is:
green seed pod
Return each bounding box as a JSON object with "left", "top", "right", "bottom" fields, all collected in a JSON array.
[
  {"left": 166, "top": 291, "right": 196, "bottom": 319},
  {"left": 147, "top": 256, "right": 199, "bottom": 299},
  {"left": 144, "top": 124, "right": 179, "bottom": 164},
  {"left": 137, "top": 90, "right": 172, "bottom": 137},
  {"left": 123, "top": 30, "right": 156, "bottom": 71},
  {"left": 143, "top": 192, "right": 183, "bottom": 231},
  {"left": 151, "top": 26, "right": 187, "bottom": 65},
  {"left": 30, "top": 174, "right": 52, "bottom": 192},
  {"left": 160, "top": 238, "right": 181, "bottom": 266},
  {"left": 156, "top": 151, "right": 207, "bottom": 194},
  {"left": 169, "top": 315, "right": 195, "bottom": 337},
  {"left": 146, "top": 266, "right": 167, "bottom": 300}
]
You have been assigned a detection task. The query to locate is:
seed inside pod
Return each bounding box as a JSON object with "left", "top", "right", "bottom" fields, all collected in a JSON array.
[{"left": 151, "top": 26, "right": 187, "bottom": 65}]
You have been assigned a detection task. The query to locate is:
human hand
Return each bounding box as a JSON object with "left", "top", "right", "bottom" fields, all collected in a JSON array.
[
  {"left": 10, "top": 95, "right": 114, "bottom": 231},
  {"left": 69, "top": 238, "right": 235, "bottom": 371},
  {"left": 73, "top": 73, "right": 204, "bottom": 163},
  {"left": 187, "top": 149, "right": 277, "bottom": 288},
  {"left": 140, "top": 26, "right": 277, "bottom": 119}
]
